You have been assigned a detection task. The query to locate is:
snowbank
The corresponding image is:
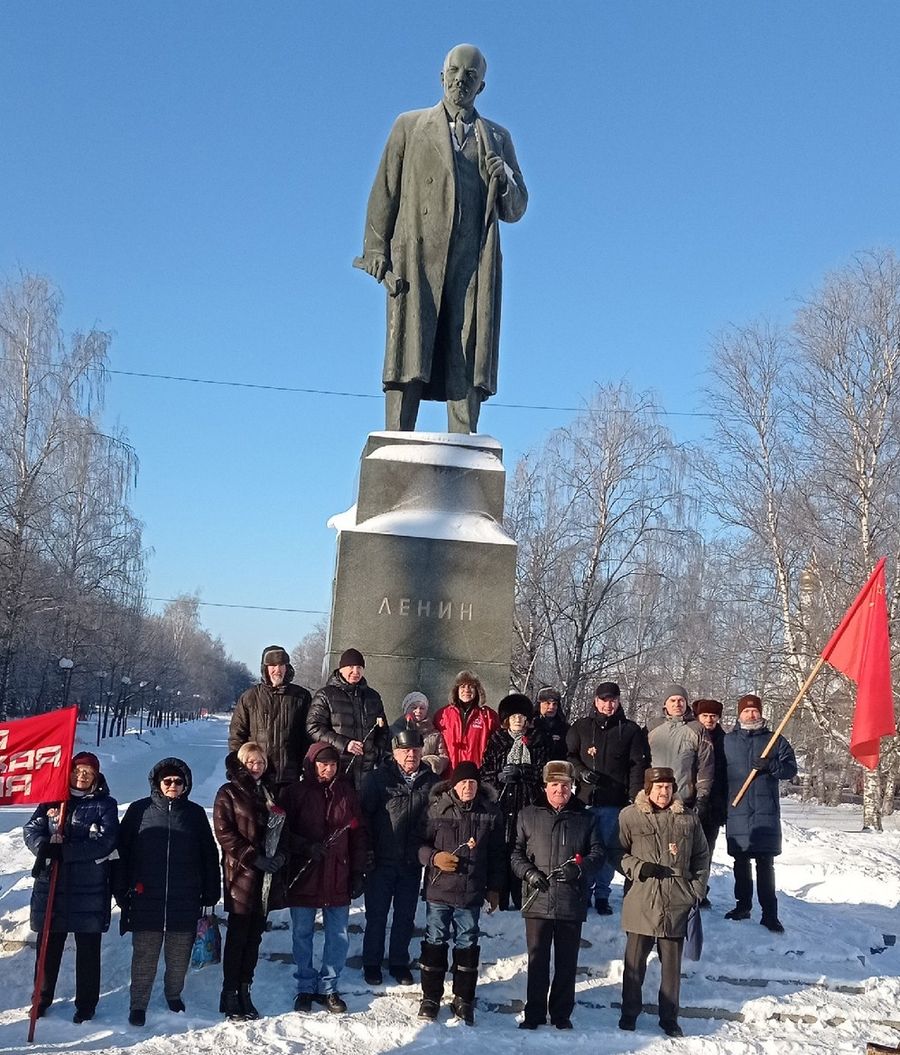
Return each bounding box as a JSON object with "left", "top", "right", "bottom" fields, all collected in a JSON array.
[{"left": 1, "top": 716, "right": 899, "bottom": 1055}]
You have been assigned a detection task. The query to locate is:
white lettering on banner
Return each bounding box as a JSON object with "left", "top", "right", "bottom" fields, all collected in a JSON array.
[
  {"left": 377, "top": 598, "right": 475, "bottom": 621},
  {"left": 0, "top": 773, "right": 33, "bottom": 797},
  {"left": 0, "top": 744, "right": 64, "bottom": 774},
  {"left": 0, "top": 729, "right": 7, "bottom": 750}
]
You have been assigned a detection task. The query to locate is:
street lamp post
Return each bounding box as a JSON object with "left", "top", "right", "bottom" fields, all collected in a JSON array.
[
  {"left": 58, "top": 658, "right": 74, "bottom": 709},
  {"left": 138, "top": 681, "right": 148, "bottom": 736},
  {"left": 117, "top": 676, "right": 132, "bottom": 736},
  {"left": 95, "top": 672, "right": 107, "bottom": 747}
]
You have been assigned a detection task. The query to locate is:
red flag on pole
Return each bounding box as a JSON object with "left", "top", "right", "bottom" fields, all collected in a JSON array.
[
  {"left": 821, "top": 558, "right": 895, "bottom": 770},
  {"left": 0, "top": 707, "right": 78, "bottom": 806}
]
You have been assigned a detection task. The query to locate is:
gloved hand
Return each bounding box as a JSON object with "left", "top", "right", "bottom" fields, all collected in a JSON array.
[
  {"left": 270, "top": 851, "right": 286, "bottom": 871},
  {"left": 499, "top": 764, "right": 522, "bottom": 784},
  {"left": 306, "top": 842, "right": 327, "bottom": 862},
  {"left": 559, "top": 861, "right": 582, "bottom": 882},
  {"left": 44, "top": 841, "right": 63, "bottom": 862},
  {"left": 580, "top": 770, "right": 600, "bottom": 785},
  {"left": 696, "top": 799, "right": 710, "bottom": 823},
  {"left": 350, "top": 874, "right": 365, "bottom": 899},
  {"left": 526, "top": 868, "right": 550, "bottom": 892},
  {"left": 253, "top": 854, "right": 282, "bottom": 874},
  {"left": 639, "top": 862, "right": 673, "bottom": 880},
  {"left": 753, "top": 758, "right": 773, "bottom": 775},
  {"left": 433, "top": 851, "right": 459, "bottom": 873}
]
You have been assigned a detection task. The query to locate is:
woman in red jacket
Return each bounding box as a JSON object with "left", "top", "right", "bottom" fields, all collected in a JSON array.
[{"left": 432, "top": 671, "right": 498, "bottom": 769}]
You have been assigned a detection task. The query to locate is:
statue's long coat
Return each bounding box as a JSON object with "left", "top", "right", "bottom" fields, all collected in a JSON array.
[{"left": 363, "top": 102, "right": 527, "bottom": 400}]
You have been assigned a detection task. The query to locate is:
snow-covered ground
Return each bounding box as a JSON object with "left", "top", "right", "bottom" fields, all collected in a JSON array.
[{"left": 2, "top": 715, "right": 899, "bottom": 1055}]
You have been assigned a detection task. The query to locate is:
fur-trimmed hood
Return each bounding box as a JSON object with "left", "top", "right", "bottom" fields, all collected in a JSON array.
[
  {"left": 448, "top": 670, "right": 487, "bottom": 710},
  {"left": 148, "top": 756, "right": 192, "bottom": 798}
]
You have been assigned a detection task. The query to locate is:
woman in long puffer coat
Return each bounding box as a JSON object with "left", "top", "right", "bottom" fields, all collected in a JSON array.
[
  {"left": 114, "top": 757, "right": 220, "bottom": 1026},
  {"left": 213, "top": 742, "right": 286, "bottom": 1020},
  {"left": 23, "top": 751, "right": 119, "bottom": 1024}
]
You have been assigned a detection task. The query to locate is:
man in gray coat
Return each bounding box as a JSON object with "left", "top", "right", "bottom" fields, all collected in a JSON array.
[
  {"left": 617, "top": 767, "right": 709, "bottom": 1038},
  {"left": 646, "top": 684, "right": 713, "bottom": 813},
  {"left": 359, "top": 43, "right": 528, "bottom": 434}
]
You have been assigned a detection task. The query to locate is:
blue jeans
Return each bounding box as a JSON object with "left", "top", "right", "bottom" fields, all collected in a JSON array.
[
  {"left": 362, "top": 865, "right": 422, "bottom": 969},
  {"left": 290, "top": 905, "right": 350, "bottom": 995},
  {"left": 587, "top": 805, "right": 620, "bottom": 902},
  {"left": 424, "top": 902, "right": 480, "bottom": 949}
]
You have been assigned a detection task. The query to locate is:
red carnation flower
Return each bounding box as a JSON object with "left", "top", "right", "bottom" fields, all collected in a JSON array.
[{"left": 134, "top": 882, "right": 144, "bottom": 895}]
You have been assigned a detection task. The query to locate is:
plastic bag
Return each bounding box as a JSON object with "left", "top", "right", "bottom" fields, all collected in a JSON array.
[
  {"left": 684, "top": 901, "right": 703, "bottom": 961},
  {"left": 191, "top": 913, "right": 221, "bottom": 969}
]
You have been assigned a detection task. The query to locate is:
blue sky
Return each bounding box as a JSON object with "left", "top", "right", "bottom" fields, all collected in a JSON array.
[{"left": 3, "top": 2, "right": 899, "bottom": 674}]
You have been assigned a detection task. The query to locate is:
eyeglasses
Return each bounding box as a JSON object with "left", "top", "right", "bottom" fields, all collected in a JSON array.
[
  {"left": 72, "top": 767, "right": 96, "bottom": 777},
  {"left": 161, "top": 777, "right": 185, "bottom": 787}
]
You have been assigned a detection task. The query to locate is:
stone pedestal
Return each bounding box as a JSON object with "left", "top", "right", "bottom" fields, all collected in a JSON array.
[{"left": 326, "top": 432, "right": 516, "bottom": 721}]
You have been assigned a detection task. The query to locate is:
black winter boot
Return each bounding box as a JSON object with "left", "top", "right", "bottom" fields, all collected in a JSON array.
[
  {"left": 239, "top": 983, "right": 260, "bottom": 1019},
  {"left": 219, "top": 988, "right": 244, "bottom": 1020},
  {"left": 418, "top": 941, "right": 448, "bottom": 1021},
  {"left": 451, "top": 945, "right": 480, "bottom": 1026}
]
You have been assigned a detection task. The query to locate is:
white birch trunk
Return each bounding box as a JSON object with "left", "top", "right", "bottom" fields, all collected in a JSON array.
[{"left": 862, "top": 766, "right": 883, "bottom": 831}]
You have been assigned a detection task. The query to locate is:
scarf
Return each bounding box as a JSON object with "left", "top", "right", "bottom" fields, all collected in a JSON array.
[{"left": 506, "top": 731, "right": 531, "bottom": 766}]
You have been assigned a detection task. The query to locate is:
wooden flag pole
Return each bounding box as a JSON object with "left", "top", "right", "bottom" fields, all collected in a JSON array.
[
  {"left": 731, "top": 657, "right": 826, "bottom": 808},
  {"left": 27, "top": 800, "right": 67, "bottom": 1043}
]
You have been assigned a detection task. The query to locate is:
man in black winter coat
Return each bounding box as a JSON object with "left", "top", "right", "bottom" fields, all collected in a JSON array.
[
  {"left": 532, "top": 687, "right": 569, "bottom": 762},
  {"left": 566, "top": 681, "right": 647, "bottom": 915},
  {"left": 511, "top": 760, "right": 603, "bottom": 1030},
  {"left": 229, "top": 645, "right": 312, "bottom": 785},
  {"left": 306, "top": 648, "right": 390, "bottom": 789},
  {"left": 360, "top": 729, "right": 439, "bottom": 986},
  {"left": 417, "top": 761, "right": 505, "bottom": 1025}
]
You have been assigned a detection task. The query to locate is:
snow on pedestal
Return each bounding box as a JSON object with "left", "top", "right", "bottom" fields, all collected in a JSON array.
[{"left": 325, "top": 433, "right": 516, "bottom": 718}]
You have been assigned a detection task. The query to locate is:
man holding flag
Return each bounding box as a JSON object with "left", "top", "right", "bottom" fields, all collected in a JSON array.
[
  {"left": 722, "top": 557, "right": 895, "bottom": 932},
  {"left": 723, "top": 695, "right": 797, "bottom": 932}
]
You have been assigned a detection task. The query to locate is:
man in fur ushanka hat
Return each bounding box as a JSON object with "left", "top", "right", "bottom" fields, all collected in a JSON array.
[
  {"left": 510, "top": 761, "right": 602, "bottom": 1030},
  {"left": 617, "top": 767, "right": 709, "bottom": 1039}
]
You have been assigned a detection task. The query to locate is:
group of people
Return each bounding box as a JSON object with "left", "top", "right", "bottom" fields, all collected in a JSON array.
[{"left": 24, "top": 643, "right": 797, "bottom": 1040}]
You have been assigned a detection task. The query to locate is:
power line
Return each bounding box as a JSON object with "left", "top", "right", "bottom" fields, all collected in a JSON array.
[
  {"left": 148, "top": 596, "right": 327, "bottom": 615},
  {"left": 108, "top": 367, "right": 715, "bottom": 418}
]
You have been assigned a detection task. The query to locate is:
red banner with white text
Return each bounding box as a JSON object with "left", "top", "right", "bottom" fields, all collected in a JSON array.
[{"left": 0, "top": 708, "right": 78, "bottom": 806}]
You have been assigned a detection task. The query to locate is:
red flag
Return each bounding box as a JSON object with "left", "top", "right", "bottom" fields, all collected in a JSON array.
[
  {"left": 821, "top": 559, "right": 895, "bottom": 770},
  {"left": 0, "top": 707, "right": 78, "bottom": 805}
]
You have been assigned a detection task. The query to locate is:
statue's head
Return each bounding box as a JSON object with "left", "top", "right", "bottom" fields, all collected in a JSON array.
[{"left": 440, "top": 43, "right": 487, "bottom": 111}]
